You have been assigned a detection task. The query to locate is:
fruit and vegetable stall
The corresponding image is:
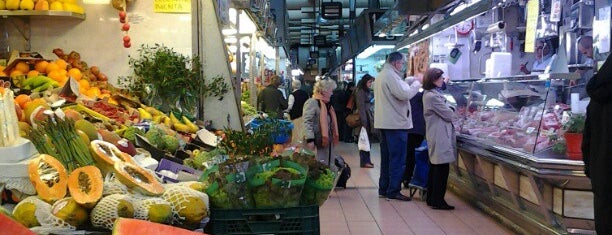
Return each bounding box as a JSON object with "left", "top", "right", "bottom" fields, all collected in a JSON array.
[{"left": 0, "top": 48, "right": 335, "bottom": 234}]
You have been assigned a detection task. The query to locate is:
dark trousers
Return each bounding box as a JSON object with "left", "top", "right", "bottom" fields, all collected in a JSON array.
[
  {"left": 426, "top": 163, "right": 450, "bottom": 207},
  {"left": 378, "top": 129, "right": 408, "bottom": 197},
  {"left": 404, "top": 134, "right": 424, "bottom": 184},
  {"left": 594, "top": 190, "right": 612, "bottom": 233},
  {"left": 359, "top": 150, "right": 372, "bottom": 166}
]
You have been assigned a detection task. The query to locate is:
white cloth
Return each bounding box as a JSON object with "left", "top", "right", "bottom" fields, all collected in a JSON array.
[{"left": 373, "top": 63, "right": 422, "bottom": 130}]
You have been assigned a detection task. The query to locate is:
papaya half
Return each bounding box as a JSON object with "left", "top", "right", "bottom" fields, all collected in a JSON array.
[
  {"left": 68, "top": 166, "right": 103, "bottom": 208},
  {"left": 90, "top": 140, "right": 136, "bottom": 173},
  {"left": 113, "top": 162, "right": 164, "bottom": 196},
  {"left": 28, "top": 154, "right": 68, "bottom": 203}
]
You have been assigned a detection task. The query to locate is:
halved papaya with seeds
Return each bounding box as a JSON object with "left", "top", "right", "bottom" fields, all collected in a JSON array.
[
  {"left": 68, "top": 166, "right": 103, "bottom": 208},
  {"left": 113, "top": 162, "right": 164, "bottom": 196},
  {"left": 28, "top": 154, "right": 68, "bottom": 203},
  {"left": 90, "top": 140, "right": 136, "bottom": 173}
]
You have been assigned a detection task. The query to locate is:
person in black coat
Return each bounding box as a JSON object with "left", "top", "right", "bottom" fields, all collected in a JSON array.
[
  {"left": 403, "top": 90, "right": 425, "bottom": 186},
  {"left": 582, "top": 55, "right": 612, "bottom": 234}
]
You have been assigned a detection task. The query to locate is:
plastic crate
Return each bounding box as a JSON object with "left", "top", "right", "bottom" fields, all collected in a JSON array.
[
  {"left": 248, "top": 118, "right": 293, "bottom": 144},
  {"left": 209, "top": 205, "right": 319, "bottom": 235},
  {"left": 155, "top": 158, "right": 203, "bottom": 183}
]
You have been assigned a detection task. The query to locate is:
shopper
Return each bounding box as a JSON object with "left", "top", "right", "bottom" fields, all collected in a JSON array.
[
  {"left": 422, "top": 68, "right": 456, "bottom": 210},
  {"left": 343, "top": 82, "right": 356, "bottom": 142},
  {"left": 574, "top": 36, "right": 594, "bottom": 98},
  {"left": 403, "top": 76, "right": 425, "bottom": 187},
  {"left": 520, "top": 37, "right": 558, "bottom": 74},
  {"left": 582, "top": 54, "right": 612, "bottom": 233},
  {"left": 332, "top": 81, "right": 351, "bottom": 143},
  {"left": 355, "top": 74, "right": 376, "bottom": 168},
  {"left": 303, "top": 79, "right": 339, "bottom": 165},
  {"left": 287, "top": 80, "right": 309, "bottom": 144},
  {"left": 257, "top": 75, "right": 288, "bottom": 119},
  {"left": 374, "top": 52, "right": 421, "bottom": 201}
]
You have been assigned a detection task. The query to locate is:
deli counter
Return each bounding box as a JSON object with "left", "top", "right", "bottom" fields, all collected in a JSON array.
[{"left": 445, "top": 76, "right": 595, "bottom": 234}]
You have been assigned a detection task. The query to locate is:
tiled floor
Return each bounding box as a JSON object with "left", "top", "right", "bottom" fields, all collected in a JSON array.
[{"left": 319, "top": 142, "right": 514, "bottom": 235}]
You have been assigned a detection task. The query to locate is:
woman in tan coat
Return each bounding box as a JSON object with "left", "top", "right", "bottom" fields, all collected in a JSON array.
[{"left": 422, "top": 68, "right": 456, "bottom": 210}]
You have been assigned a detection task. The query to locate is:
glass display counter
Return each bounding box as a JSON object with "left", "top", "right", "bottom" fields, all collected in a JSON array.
[{"left": 443, "top": 76, "right": 595, "bottom": 234}]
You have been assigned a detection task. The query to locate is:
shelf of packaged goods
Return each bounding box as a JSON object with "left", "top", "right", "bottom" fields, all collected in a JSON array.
[{"left": 0, "top": 10, "right": 85, "bottom": 20}]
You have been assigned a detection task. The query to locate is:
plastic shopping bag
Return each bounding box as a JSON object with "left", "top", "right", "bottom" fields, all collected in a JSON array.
[{"left": 358, "top": 127, "right": 370, "bottom": 152}]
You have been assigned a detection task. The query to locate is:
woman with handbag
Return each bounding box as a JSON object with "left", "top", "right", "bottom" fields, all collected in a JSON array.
[
  {"left": 303, "top": 79, "right": 339, "bottom": 165},
  {"left": 355, "top": 74, "right": 376, "bottom": 168}
]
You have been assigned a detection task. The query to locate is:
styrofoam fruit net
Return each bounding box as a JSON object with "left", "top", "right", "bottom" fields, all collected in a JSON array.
[
  {"left": 161, "top": 185, "right": 210, "bottom": 226},
  {"left": 133, "top": 196, "right": 173, "bottom": 223},
  {"left": 102, "top": 172, "right": 128, "bottom": 196},
  {"left": 14, "top": 196, "right": 75, "bottom": 234},
  {"left": 0, "top": 177, "right": 36, "bottom": 195},
  {"left": 90, "top": 194, "right": 134, "bottom": 230}
]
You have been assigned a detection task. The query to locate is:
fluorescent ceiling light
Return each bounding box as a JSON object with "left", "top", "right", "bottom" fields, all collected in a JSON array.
[
  {"left": 357, "top": 45, "right": 395, "bottom": 59},
  {"left": 228, "top": 46, "right": 237, "bottom": 53},
  {"left": 222, "top": 28, "right": 237, "bottom": 35},
  {"left": 409, "top": 30, "right": 419, "bottom": 37},
  {"left": 450, "top": 3, "right": 467, "bottom": 16},
  {"left": 224, "top": 37, "right": 237, "bottom": 44},
  {"left": 421, "top": 24, "right": 429, "bottom": 30}
]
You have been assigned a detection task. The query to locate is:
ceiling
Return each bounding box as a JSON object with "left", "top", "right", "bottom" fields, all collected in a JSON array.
[{"left": 285, "top": 0, "right": 396, "bottom": 47}]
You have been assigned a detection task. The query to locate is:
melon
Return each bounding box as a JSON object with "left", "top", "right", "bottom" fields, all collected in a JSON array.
[
  {"left": 91, "top": 194, "right": 135, "bottom": 230},
  {"left": 51, "top": 197, "right": 89, "bottom": 228},
  {"left": 75, "top": 119, "right": 99, "bottom": 141},
  {"left": 112, "top": 218, "right": 204, "bottom": 235},
  {"left": 0, "top": 211, "right": 36, "bottom": 235}
]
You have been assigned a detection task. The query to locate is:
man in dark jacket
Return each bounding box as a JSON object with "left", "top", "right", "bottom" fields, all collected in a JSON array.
[
  {"left": 257, "top": 75, "right": 288, "bottom": 118},
  {"left": 404, "top": 91, "right": 425, "bottom": 187},
  {"left": 582, "top": 55, "right": 612, "bottom": 233}
]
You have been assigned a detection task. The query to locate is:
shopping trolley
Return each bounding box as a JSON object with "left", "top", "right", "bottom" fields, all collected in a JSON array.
[{"left": 407, "top": 140, "right": 429, "bottom": 201}]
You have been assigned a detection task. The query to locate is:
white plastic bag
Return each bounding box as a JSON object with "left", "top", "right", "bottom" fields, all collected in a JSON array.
[{"left": 358, "top": 127, "right": 370, "bottom": 151}]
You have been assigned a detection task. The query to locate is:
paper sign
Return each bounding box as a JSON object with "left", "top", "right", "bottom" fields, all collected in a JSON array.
[
  {"left": 154, "top": 0, "right": 191, "bottom": 13},
  {"left": 525, "top": 0, "right": 539, "bottom": 53},
  {"left": 550, "top": 0, "right": 561, "bottom": 22}
]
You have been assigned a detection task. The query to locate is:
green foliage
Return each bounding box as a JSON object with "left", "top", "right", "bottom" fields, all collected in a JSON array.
[
  {"left": 563, "top": 113, "right": 586, "bottom": 133},
  {"left": 118, "top": 44, "right": 228, "bottom": 112}
]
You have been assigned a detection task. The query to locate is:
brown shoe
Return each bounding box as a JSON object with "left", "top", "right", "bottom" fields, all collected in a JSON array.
[{"left": 361, "top": 163, "right": 374, "bottom": 168}]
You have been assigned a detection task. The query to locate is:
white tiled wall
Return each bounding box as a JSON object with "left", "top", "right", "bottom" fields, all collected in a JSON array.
[{"left": 8, "top": 0, "right": 193, "bottom": 86}]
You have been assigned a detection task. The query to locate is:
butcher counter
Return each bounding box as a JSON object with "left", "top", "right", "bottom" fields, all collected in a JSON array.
[{"left": 444, "top": 78, "right": 595, "bottom": 234}]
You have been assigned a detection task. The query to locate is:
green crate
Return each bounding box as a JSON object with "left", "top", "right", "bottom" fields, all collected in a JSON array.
[{"left": 210, "top": 205, "right": 320, "bottom": 234}]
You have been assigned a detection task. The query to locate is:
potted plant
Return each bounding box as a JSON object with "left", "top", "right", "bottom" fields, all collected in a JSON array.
[{"left": 562, "top": 113, "right": 585, "bottom": 160}]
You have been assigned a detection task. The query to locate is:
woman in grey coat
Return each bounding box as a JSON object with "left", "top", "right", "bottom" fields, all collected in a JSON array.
[
  {"left": 422, "top": 68, "right": 457, "bottom": 210},
  {"left": 303, "top": 79, "right": 339, "bottom": 165},
  {"left": 355, "top": 74, "right": 376, "bottom": 168}
]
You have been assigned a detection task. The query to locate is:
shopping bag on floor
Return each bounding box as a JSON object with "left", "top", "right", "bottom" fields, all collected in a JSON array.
[{"left": 358, "top": 127, "right": 370, "bottom": 151}]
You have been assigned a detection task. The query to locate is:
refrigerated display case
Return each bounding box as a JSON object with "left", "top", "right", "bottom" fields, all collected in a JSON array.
[{"left": 444, "top": 77, "right": 594, "bottom": 235}]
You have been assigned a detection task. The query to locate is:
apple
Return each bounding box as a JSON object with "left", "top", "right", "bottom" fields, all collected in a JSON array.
[
  {"left": 123, "top": 41, "right": 131, "bottom": 48},
  {"left": 122, "top": 23, "right": 130, "bottom": 31},
  {"left": 120, "top": 18, "right": 126, "bottom": 23},
  {"left": 123, "top": 35, "right": 131, "bottom": 43},
  {"left": 118, "top": 11, "right": 126, "bottom": 19}
]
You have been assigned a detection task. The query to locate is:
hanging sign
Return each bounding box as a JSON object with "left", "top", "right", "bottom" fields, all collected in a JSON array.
[
  {"left": 154, "top": 0, "right": 191, "bottom": 13},
  {"left": 525, "top": 0, "right": 539, "bottom": 53},
  {"left": 550, "top": 0, "right": 561, "bottom": 22}
]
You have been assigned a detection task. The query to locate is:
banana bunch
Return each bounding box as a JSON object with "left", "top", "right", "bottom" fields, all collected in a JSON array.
[
  {"left": 169, "top": 112, "right": 199, "bottom": 134},
  {"left": 141, "top": 106, "right": 172, "bottom": 127},
  {"left": 21, "top": 76, "right": 59, "bottom": 92}
]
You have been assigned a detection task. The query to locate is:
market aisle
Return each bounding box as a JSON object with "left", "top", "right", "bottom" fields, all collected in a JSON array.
[{"left": 319, "top": 142, "right": 514, "bottom": 235}]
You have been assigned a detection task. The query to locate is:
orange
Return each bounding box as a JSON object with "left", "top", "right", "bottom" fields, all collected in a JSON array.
[
  {"left": 35, "top": 61, "right": 49, "bottom": 73},
  {"left": 15, "top": 62, "right": 30, "bottom": 73},
  {"left": 55, "top": 59, "right": 68, "bottom": 70},
  {"left": 9, "top": 70, "right": 23, "bottom": 78},
  {"left": 45, "top": 62, "right": 60, "bottom": 74},
  {"left": 67, "top": 68, "right": 82, "bottom": 80},
  {"left": 0, "top": 71, "right": 6, "bottom": 77},
  {"left": 87, "top": 87, "right": 101, "bottom": 98},
  {"left": 14, "top": 94, "right": 31, "bottom": 109},
  {"left": 47, "top": 70, "right": 62, "bottom": 82},
  {"left": 27, "top": 70, "right": 39, "bottom": 78},
  {"left": 78, "top": 79, "right": 90, "bottom": 90}
]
